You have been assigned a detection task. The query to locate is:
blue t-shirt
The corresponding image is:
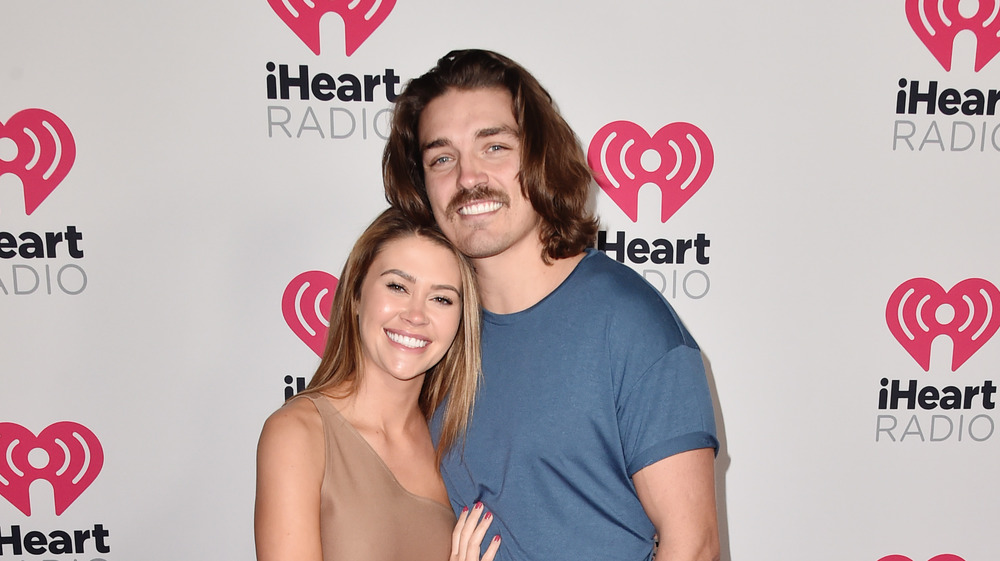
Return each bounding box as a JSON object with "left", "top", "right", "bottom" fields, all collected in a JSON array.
[{"left": 436, "top": 249, "right": 717, "bottom": 561}]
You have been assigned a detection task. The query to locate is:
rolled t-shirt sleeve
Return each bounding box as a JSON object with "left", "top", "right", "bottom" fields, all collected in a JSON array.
[{"left": 617, "top": 343, "right": 718, "bottom": 477}]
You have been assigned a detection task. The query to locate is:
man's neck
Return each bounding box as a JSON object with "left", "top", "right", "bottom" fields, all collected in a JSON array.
[{"left": 472, "top": 242, "right": 586, "bottom": 315}]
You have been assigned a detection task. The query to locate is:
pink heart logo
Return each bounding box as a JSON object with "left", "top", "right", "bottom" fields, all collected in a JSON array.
[
  {"left": 905, "top": 0, "right": 1000, "bottom": 71},
  {"left": 0, "top": 422, "right": 104, "bottom": 516},
  {"left": 0, "top": 109, "right": 76, "bottom": 216},
  {"left": 886, "top": 278, "right": 1000, "bottom": 371},
  {"left": 588, "top": 121, "right": 713, "bottom": 223},
  {"left": 268, "top": 0, "right": 397, "bottom": 56},
  {"left": 878, "top": 555, "right": 966, "bottom": 561},
  {"left": 282, "top": 270, "right": 339, "bottom": 357}
]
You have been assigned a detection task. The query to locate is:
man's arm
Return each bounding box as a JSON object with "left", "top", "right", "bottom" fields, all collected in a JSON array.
[{"left": 632, "top": 447, "right": 720, "bottom": 561}]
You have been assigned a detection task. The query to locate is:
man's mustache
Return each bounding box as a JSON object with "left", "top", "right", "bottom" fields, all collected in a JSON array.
[{"left": 446, "top": 185, "right": 511, "bottom": 214}]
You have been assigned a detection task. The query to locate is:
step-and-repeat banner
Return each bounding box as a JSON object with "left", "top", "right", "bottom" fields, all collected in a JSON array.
[{"left": 2, "top": 1, "right": 997, "bottom": 560}]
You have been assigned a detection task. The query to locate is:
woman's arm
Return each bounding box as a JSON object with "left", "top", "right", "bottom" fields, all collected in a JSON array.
[{"left": 254, "top": 399, "right": 326, "bottom": 561}]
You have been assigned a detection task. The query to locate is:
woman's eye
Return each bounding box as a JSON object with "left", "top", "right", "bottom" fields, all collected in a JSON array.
[
  {"left": 432, "top": 296, "right": 454, "bottom": 305},
  {"left": 386, "top": 282, "right": 407, "bottom": 293}
]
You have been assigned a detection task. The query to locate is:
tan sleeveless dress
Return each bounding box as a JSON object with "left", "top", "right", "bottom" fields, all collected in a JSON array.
[{"left": 297, "top": 393, "right": 456, "bottom": 561}]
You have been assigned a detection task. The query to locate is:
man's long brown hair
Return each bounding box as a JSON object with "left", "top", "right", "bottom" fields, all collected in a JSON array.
[{"left": 383, "top": 49, "right": 598, "bottom": 262}]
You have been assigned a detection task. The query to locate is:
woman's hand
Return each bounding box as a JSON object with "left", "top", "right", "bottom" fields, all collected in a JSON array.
[{"left": 451, "top": 502, "right": 501, "bottom": 561}]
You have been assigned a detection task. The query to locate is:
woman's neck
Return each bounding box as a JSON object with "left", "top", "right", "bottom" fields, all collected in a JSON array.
[{"left": 324, "top": 373, "right": 426, "bottom": 437}]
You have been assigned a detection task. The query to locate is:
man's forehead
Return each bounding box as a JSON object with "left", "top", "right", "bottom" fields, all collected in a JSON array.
[
  {"left": 435, "top": 85, "right": 513, "bottom": 107},
  {"left": 419, "top": 87, "right": 517, "bottom": 139}
]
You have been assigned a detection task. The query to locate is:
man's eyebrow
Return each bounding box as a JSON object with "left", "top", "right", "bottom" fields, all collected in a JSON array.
[
  {"left": 421, "top": 138, "right": 451, "bottom": 152},
  {"left": 421, "top": 125, "right": 520, "bottom": 153},
  {"left": 475, "top": 125, "right": 519, "bottom": 139}
]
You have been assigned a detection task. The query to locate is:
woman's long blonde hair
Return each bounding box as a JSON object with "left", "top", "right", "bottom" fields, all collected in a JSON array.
[{"left": 299, "top": 207, "right": 481, "bottom": 463}]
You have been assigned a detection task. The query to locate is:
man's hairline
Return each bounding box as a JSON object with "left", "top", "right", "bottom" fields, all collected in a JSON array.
[{"left": 413, "top": 83, "right": 520, "bottom": 150}]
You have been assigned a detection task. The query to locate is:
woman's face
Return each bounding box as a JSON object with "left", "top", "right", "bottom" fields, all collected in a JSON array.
[{"left": 356, "top": 235, "right": 463, "bottom": 384}]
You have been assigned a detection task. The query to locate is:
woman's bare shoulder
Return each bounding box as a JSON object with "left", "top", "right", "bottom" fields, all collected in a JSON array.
[{"left": 258, "top": 396, "right": 325, "bottom": 461}]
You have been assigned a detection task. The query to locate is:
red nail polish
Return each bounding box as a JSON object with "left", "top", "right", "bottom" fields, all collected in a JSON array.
[
  {"left": 474, "top": 501, "right": 483, "bottom": 509},
  {"left": 484, "top": 511, "right": 492, "bottom": 520},
  {"left": 493, "top": 535, "right": 501, "bottom": 542},
  {"left": 461, "top": 506, "right": 468, "bottom": 513}
]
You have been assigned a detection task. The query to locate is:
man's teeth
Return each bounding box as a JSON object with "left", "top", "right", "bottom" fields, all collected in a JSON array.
[
  {"left": 459, "top": 201, "right": 503, "bottom": 216},
  {"left": 387, "top": 331, "right": 429, "bottom": 348}
]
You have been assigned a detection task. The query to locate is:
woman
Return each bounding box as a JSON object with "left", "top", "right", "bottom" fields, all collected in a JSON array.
[{"left": 255, "top": 208, "right": 500, "bottom": 561}]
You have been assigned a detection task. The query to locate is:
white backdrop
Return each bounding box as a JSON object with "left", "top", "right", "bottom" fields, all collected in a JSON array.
[{"left": 2, "top": 2, "right": 998, "bottom": 560}]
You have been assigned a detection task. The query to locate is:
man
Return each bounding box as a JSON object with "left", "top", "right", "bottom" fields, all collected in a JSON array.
[{"left": 383, "top": 49, "right": 719, "bottom": 561}]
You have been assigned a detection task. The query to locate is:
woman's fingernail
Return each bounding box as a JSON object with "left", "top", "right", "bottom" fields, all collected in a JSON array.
[
  {"left": 474, "top": 501, "right": 483, "bottom": 509},
  {"left": 484, "top": 511, "right": 492, "bottom": 520},
  {"left": 493, "top": 535, "right": 501, "bottom": 543},
  {"left": 461, "top": 506, "right": 468, "bottom": 513}
]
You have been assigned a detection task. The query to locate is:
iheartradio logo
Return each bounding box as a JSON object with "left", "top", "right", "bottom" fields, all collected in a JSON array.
[
  {"left": 0, "top": 422, "right": 103, "bottom": 516},
  {"left": 282, "top": 270, "right": 338, "bottom": 356},
  {"left": 268, "top": 0, "right": 396, "bottom": 56},
  {"left": 886, "top": 278, "right": 1000, "bottom": 371},
  {"left": 0, "top": 109, "right": 76, "bottom": 216},
  {"left": 906, "top": 0, "right": 1000, "bottom": 71},
  {"left": 588, "top": 121, "right": 713, "bottom": 223}
]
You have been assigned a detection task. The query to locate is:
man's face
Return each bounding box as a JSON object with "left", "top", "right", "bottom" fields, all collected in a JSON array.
[{"left": 418, "top": 87, "right": 541, "bottom": 260}]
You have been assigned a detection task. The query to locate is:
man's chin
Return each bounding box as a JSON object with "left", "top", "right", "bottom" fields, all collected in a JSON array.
[{"left": 451, "top": 235, "right": 508, "bottom": 260}]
